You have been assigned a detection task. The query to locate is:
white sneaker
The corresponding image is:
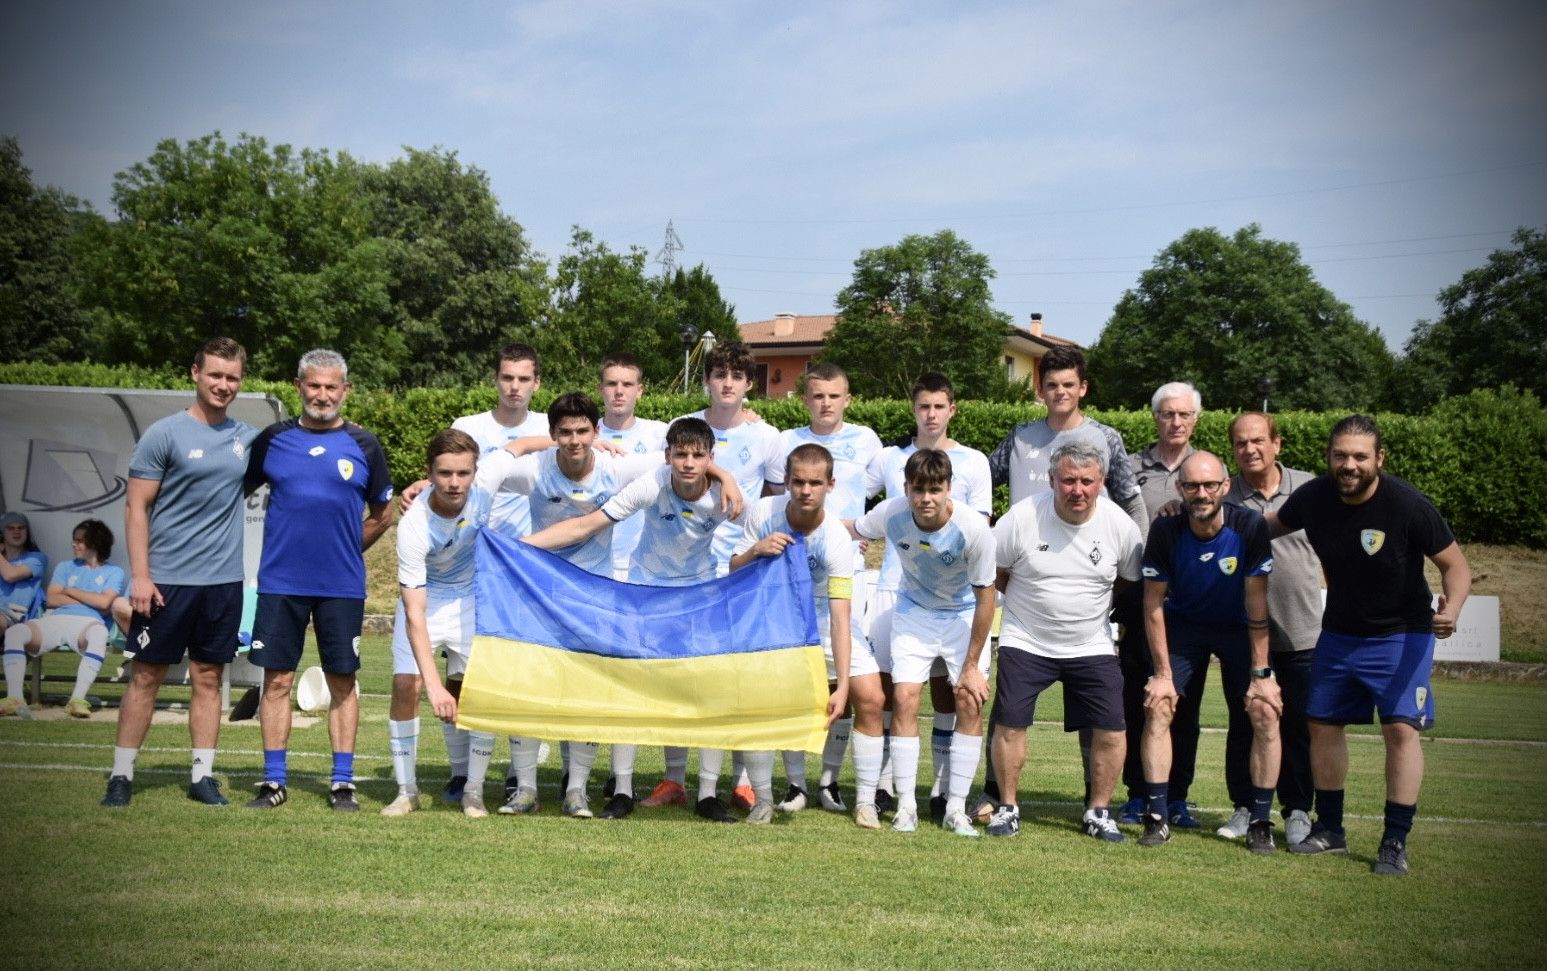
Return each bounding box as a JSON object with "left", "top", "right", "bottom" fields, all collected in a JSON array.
[
  {"left": 854, "top": 804, "right": 881, "bottom": 830},
  {"left": 1216, "top": 806, "right": 1251, "bottom": 839},
  {"left": 775, "top": 784, "right": 808, "bottom": 812},
  {"left": 817, "top": 782, "right": 847, "bottom": 813},
  {"left": 380, "top": 791, "right": 420, "bottom": 817},
  {"left": 892, "top": 808, "right": 918, "bottom": 833},
  {"left": 462, "top": 789, "right": 488, "bottom": 818},
  {"left": 562, "top": 789, "right": 593, "bottom": 818},
  {"left": 1286, "top": 809, "right": 1312, "bottom": 847},
  {"left": 944, "top": 809, "right": 981, "bottom": 838}
]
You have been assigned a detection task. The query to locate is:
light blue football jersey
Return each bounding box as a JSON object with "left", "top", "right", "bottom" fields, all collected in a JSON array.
[
  {"left": 854, "top": 497, "right": 995, "bottom": 613},
  {"left": 396, "top": 485, "right": 494, "bottom": 598}
]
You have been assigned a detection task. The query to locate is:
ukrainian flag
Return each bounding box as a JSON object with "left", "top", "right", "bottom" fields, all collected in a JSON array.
[{"left": 459, "top": 530, "right": 830, "bottom": 753}]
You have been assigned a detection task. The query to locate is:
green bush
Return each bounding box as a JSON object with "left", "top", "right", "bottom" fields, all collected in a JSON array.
[{"left": 5, "top": 364, "right": 1542, "bottom": 546}]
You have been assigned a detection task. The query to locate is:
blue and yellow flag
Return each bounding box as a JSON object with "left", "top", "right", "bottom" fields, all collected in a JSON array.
[{"left": 459, "top": 530, "right": 830, "bottom": 753}]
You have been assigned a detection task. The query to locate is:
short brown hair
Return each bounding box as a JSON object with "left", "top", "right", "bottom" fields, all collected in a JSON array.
[
  {"left": 786, "top": 443, "right": 834, "bottom": 480},
  {"left": 426, "top": 428, "right": 480, "bottom": 465},
  {"left": 1228, "top": 411, "right": 1280, "bottom": 444},
  {"left": 1038, "top": 346, "right": 1087, "bottom": 384},
  {"left": 496, "top": 343, "right": 541, "bottom": 377},
  {"left": 704, "top": 339, "right": 755, "bottom": 381},
  {"left": 194, "top": 336, "right": 246, "bottom": 371},
  {"left": 903, "top": 448, "right": 953, "bottom": 490}
]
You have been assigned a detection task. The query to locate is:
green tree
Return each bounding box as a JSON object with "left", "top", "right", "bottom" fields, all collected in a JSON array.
[
  {"left": 1087, "top": 224, "right": 1393, "bottom": 411},
  {"left": 76, "top": 132, "right": 399, "bottom": 382},
  {"left": 666, "top": 263, "right": 737, "bottom": 351},
  {"left": 0, "top": 136, "right": 95, "bottom": 361},
  {"left": 1388, "top": 227, "right": 1546, "bottom": 411},
  {"left": 822, "top": 229, "right": 1010, "bottom": 398},
  {"left": 359, "top": 147, "right": 548, "bottom": 387},
  {"left": 541, "top": 227, "right": 678, "bottom": 387}
]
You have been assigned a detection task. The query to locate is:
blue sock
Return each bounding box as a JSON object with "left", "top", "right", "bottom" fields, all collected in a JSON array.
[
  {"left": 332, "top": 751, "right": 355, "bottom": 786},
  {"left": 1146, "top": 782, "right": 1168, "bottom": 819},
  {"left": 263, "top": 749, "right": 287, "bottom": 786},
  {"left": 1382, "top": 800, "right": 1416, "bottom": 845},
  {"left": 1314, "top": 788, "right": 1345, "bottom": 833},
  {"left": 1250, "top": 786, "right": 1275, "bottom": 823}
]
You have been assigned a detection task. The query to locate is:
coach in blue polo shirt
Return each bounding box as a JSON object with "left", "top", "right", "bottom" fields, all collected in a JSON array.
[
  {"left": 1137, "top": 451, "right": 1283, "bottom": 853},
  {"left": 244, "top": 349, "right": 393, "bottom": 813}
]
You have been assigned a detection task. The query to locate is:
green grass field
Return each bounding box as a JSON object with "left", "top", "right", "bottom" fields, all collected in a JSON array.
[{"left": 3, "top": 637, "right": 1544, "bottom": 970}]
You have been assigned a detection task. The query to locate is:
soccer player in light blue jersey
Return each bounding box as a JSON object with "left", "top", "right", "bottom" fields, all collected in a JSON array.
[
  {"left": 383, "top": 429, "right": 497, "bottom": 817},
  {"left": 864, "top": 371, "right": 992, "bottom": 823},
  {"left": 597, "top": 353, "right": 669, "bottom": 581},
  {"left": 763, "top": 362, "right": 883, "bottom": 814},
  {"left": 851, "top": 449, "right": 997, "bottom": 836}
]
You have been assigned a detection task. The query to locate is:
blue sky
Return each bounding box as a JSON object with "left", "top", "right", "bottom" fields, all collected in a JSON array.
[{"left": 4, "top": 0, "right": 1544, "bottom": 349}]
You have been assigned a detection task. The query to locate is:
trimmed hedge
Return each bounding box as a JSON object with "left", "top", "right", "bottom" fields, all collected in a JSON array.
[{"left": 4, "top": 362, "right": 1543, "bottom": 546}]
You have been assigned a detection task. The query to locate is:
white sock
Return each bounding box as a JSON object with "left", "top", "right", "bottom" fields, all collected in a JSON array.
[
  {"left": 664, "top": 746, "right": 688, "bottom": 786},
  {"left": 930, "top": 712, "right": 955, "bottom": 797},
  {"left": 559, "top": 739, "right": 571, "bottom": 778},
  {"left": 697, "top": 748, "right": 724, "bottom": 801},
  {"left": 819, "top": 716, "right": 852, "bottom": 787},
  {"left": 3, "top": 642, "right": 27, "bottom": 700},
  {"left": 879, "top": 710, "right": 894, "bottom": 793},
  {"left": 782, "top": 750, "right": 807, "bottom": 791},
  {"left": 947, "top": 731, "right": 983, "bottom": 813},
  {"left": 71, "top": 628, "right": 107, "bottom": 700},
  {"left": 891, "top": 735, "right": 920, "bottom": 814},
  {"left": 467, "top": 731, "right": 495, "bottom": 787},
  {"left": 567, "top": 741, "right": 598, "bottom": 794},
  {"left": 510, "top": 736, "right": 540, "bottom": 790},
  {"left": 442, "top": 722, "right": 469, "bottom": 776},
  {"left": 744, "top": 751, "right": 775, "bottom": 802},
  {"left": 852, "top": 731, "right": 884, "bottom": 808},
  {"left": 190, "top": 747, "right": 215, "bottom": 784},
  {"left": 731, "top": 750, "right": 750, "bottom": 789},
  {"left": 112, "top": 745, "right": 138, "bottom": 781},
  {"left": 611, "top": 743, "right": 636, "bottom": 797},
  {"left": 388, "top": 717, "right": 420, "bottom": 792}
]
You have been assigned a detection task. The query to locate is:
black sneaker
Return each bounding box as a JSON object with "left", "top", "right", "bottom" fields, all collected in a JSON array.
[
  {"left": 101, "top": 775, "right": 133, "bottom": 808},
  {"left": 441, "top": 774, "right": 467, "bottom": 804},
  {"left": 599, "top": 792, "right": 635, "bottom": 819},
  {"left": 246, "top": 781, "right": 288, "bottom": 809},
  {"left": 929, "top": 794, "right": 948, "bottom": 826},
  {"left": 1247, "top": 819, "right": 1276, "bottom": 854},
  {"left": 1288, "top": 822, "right": 1348, "bottom": 855},
  {"left": 603, "top": 775, "right": 617, "bottom": 798},
  {"left": 695, "top": 796, "right": 738, "bottom": 823},
  {"left": 1372, "top": 837, "right": 1409, "bottom": 876},
  {"left": 187, "top": 777, "right": 229, "bottom": 806},
  {"left": 1138, "top": 812, "right": 1171, "bottom": 846},
  {"left": 329, "top": 783, "right": 360, "bottom": 812},
  {"left": 875, "top": 788, "right": 896, "bottom": 814},
  {"left": 504, "top": 774, "right": 520, "bottom": 800},
  {"left": 817, "top": 782, "right": 847, "bottom": 813}
]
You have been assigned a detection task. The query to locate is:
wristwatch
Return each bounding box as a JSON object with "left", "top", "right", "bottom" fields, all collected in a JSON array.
[{"left": 1250, "top": 666, "right": 1274, "bottom": 679}]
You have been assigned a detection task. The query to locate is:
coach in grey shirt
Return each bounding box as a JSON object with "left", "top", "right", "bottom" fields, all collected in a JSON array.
[{"left": 1225, "top": 410, "right": 1323, "bottom": 846}]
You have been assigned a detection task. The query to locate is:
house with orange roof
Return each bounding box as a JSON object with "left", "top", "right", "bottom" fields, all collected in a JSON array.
[{"left": 738, "top": 312, "right": 1080, "bottom": 397}]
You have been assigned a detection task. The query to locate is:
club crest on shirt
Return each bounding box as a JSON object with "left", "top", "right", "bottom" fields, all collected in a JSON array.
[
  {"left": 1415, "top": 686, "right": 1428, "bottom": 709},
  {"left": 1361, "top": 529, "right": 1386, "bottom": 555},
  {"left": 1089, "top": 545, "right": 1103, "bottom": 566},
  {"left": 939, "top": 551, "right": 956, "bottom": 565},
  {"left": 738, "top": 446, "right": 752, "bottom": 464},
  {"left": 337, "top": 458, "right": 354, "bottom": 481},
  {"left": 1218, "top": 556, "right": 1238, "bottom": 575}
]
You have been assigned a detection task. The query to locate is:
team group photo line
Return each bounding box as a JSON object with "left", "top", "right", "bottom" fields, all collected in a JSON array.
[{"left": 0, "top": 335, "right": 1471, "bottom": 878}]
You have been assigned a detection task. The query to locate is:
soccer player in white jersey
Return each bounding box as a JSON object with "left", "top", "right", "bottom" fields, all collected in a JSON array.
[
  {"left": 851, "top": 449, "right": 997, "bottom": 836},
  {"left": 597, "top": 352, "right": 670, "bottom": 581},
  {"left": 763, "top": 362, "right": 883, "bottom": 814},
  {"left": 864, "top": 371, "right": 992, "bottom": 823},
  {"left": 732, "top": 443, "right": 886, "bottom": 827},
  {"left": 652, "top": 339, "right": 782, "bottom": 812},
  {"left": 384, "top": 430, "right": 496, "bottom": 818},
  {"left": 524, "top": 417, "right": 748, "bottom": 823},
  {"left": 481, "top": 393, "right": 741, "bottom": 820},
  {"left": 449, "top": 343, "right": 548, "bottom": 804}
]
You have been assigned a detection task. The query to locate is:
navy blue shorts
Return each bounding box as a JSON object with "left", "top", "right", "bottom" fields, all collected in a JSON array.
[
  {"left": 125, "top": 582, "right": 244, "bottom": 666},
  {"left": 1166, "top": 617, "right": 1251, "bottom": 703},
  {"left": 249, "top": 594, "right": 364, "bottom": 674},
  {"left": 1307, "top": 629, "right": 1435, "bottom": 730},
  {"left": 993, "top": 648, "right": 1125, "bottom": 732}
]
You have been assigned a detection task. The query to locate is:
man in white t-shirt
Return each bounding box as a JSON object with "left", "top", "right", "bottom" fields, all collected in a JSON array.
[{"left": 986, "top": 440, "right": 1143, "bottom": 842}]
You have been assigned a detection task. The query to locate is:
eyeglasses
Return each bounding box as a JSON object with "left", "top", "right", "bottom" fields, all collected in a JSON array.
[
  {"left": 1157, "top": 410, "right": 1197, "bottom": 422},
  {"left": 1178, "top": 480, "right": 1226, "bottom": 494}
]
